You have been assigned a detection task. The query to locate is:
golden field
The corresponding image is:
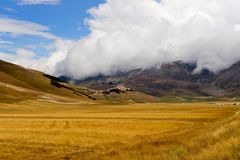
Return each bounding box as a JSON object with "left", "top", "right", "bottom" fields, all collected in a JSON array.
[{"left": 0, "top": 101, "right": 239, "bottom": 160}]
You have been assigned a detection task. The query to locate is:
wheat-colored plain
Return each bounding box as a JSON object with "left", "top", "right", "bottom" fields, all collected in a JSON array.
[{"left": 0, "top": 101, "right": 239, "bottom": 160}]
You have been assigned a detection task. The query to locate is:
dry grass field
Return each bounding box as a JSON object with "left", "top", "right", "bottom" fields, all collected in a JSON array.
[{"left": 0, "top": 101, "right": 239, "bottom": 160}]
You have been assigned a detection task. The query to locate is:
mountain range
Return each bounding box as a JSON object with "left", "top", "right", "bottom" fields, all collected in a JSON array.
[
  {"left": 1, "top": 59, "right": 240, "bottom": 103},
  {"left": 71, "top": 61, "right": 240, "bottom": 101}
]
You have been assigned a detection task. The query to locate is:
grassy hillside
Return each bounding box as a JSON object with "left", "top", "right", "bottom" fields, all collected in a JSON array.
[
  {"left": 0, "top": 60, "right": 81, "bottom": 97},
  {"left": 0, "top": 61, "right": 90, "bottom": 103},
  {"left": 0, "top": 60, "right": 159, "bottom": 103}
]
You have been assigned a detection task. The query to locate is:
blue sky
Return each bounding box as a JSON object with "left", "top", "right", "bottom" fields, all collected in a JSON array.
[
  {"left": 1, "top": 0, "right": 239, "bottom": 79},
  {"left": 0, "top": 0, "right": 104, "bottom": 57}
]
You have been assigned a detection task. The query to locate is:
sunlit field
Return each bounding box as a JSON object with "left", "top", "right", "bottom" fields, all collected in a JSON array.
[{"left": 0, "top": 101, "right": 239, "bottom": 160}]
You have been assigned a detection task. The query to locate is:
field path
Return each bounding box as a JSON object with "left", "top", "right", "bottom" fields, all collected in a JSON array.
[{"left": 0, "top": 82, "right": 91, "bottom": 104}]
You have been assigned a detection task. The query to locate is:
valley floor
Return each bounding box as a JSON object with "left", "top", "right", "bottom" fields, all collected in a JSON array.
[{"left": 0, "top": 101, "right": 239, "bottom": 160}]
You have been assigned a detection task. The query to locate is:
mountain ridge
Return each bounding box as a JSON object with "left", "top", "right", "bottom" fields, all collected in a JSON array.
[{"left": 70, "top": 61, "right": 240, "bottom": 99}]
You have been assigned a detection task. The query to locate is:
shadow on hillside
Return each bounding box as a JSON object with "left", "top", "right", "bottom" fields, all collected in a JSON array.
[
  {"left": 43, "top": 74, "right": 67, "bottom": 83},
  {"left": 43, "top": 74, "right": 97, "bottom": 100},
  {"left": 43, "top": 74, "right": 71, "bottom": 89}
]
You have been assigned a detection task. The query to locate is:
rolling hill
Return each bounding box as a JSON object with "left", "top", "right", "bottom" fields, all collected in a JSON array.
[
  {"left": 0, "top": 60, "right": 87, "bottom": 103},
  {"left": 0, "top": 60, "right": 158, "bottom": 103},
  {"left": 2, "top": 59, "right": 240, "bottom": 103}
]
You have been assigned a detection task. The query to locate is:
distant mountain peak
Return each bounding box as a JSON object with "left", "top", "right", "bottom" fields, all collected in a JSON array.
[{"left": 67, "top": 60, "right": 240, "bottom": 99}]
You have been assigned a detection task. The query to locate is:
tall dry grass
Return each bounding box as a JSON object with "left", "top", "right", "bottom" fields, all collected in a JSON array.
[{"left": 0, "top": 102, "right": 239, "bottom": 160}]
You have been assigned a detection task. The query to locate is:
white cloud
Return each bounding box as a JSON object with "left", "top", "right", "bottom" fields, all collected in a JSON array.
[
  {"left": 3, "top": 0, "right": 240, "bottom": 80},
  {"left": 0, "top": 18, "right": 57, "bottom": 39},
  {"left": 0, "top": 17, "right": 66, "bottom": 73},
  {"left": 0, "top": 49, "right": 35, "bottom": 61},
  {"left": 0, "top": 39, "right": 13, "bottom": 45},
  {"left": 43, "top": 39, "right": 77, "bottom": 74},
  {"left": 0, "top": 49, "right": 43, "bottom": 69},
  {"left": 14, "top": 48, "right": 36, "bottom": 58},
  {"left": 53, "top": 0, "right": 240, "bottom": 79},
  {"left": 0, "top": 39, "right": 76, "bottom": 74},
  {"left": 0, "top": 6, "right": 16, "bottom": 12},
  {"left": 15, "top": 0, "right": 61, "bottom": 5}
]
